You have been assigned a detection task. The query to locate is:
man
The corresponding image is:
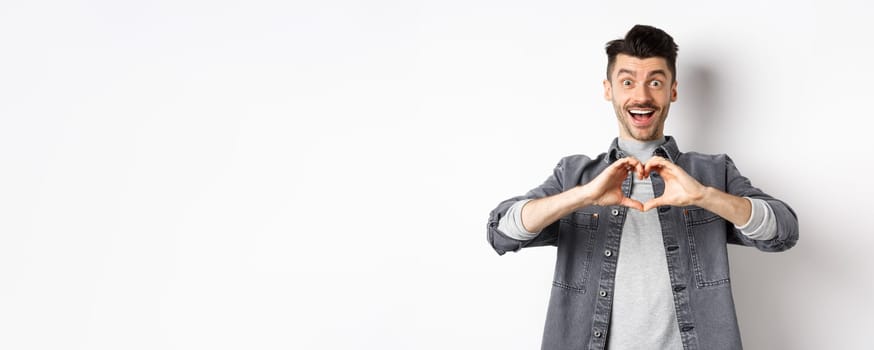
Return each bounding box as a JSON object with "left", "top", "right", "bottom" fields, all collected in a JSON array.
[{"left": 486, "top": 25, "right": 798, "bottom": 350}]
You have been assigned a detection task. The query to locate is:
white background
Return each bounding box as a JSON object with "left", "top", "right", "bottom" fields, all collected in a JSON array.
[{"left": 1, "top": 0, "right": 872, "bottom": 349}]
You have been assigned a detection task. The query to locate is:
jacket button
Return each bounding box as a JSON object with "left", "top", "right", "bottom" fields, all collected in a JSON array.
[
  {"left": 599, "top": 290, "right": 607, "bottom": 297},
  {"left": 604, "top": 250, "right": 613, "bottom": 257},
  {"left": 611, "top": 208, "right": 619, "bottom": 216},
  {"left": 658, "top": 206, "right": 670, "bottom": 212},
  {"left": 594, "top": 331, "right": 602, "bottom": 338}
]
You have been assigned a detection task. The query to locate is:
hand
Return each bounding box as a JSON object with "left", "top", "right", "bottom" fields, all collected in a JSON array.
[
  {"left": 583, "top": 157, "right": 644, "bottom": 211},
  {"left": 641, "top": 156, "right": 706, "bottom": 211}
]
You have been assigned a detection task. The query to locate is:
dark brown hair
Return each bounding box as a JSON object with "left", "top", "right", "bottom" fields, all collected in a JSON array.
[{"left": 606, "top": 25, "right": 679, "bottom": 81}]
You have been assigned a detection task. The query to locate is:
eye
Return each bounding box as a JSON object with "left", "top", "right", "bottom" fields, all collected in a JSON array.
[
  {"left": 649, "top": 80, "right": 662, "bottom": 87},
  {"left": 622, "top": 79, "right": 633, "bottom": 87}
]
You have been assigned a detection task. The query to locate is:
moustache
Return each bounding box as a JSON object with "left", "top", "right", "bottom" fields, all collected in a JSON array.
[{"left": 627, "top": 104, "right": 658, "bottom": 109}]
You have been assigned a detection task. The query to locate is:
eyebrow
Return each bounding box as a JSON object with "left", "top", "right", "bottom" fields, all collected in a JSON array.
[
  {"left": 648, "top": 70, "right": 668, "bottom": 79},
  {"left": 616, "top": 68, "right": 636, "bottom": 77},
  {"left": 615, "top": 68, "right": 669, "bottom": 79}
]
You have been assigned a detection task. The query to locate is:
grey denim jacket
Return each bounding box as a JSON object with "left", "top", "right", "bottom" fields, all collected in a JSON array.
[{"left": 487, "top": 136, "right": 798, "bottom": 350}]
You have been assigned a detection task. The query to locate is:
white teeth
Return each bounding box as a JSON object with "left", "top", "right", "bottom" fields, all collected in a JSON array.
[{"left": 629, "top": 110, "right": 653, "bottom": 114}]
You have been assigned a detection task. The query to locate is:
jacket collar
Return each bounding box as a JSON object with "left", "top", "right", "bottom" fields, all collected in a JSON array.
[{"left": 606, "top": 135, "right": 681, "bottom": 163}]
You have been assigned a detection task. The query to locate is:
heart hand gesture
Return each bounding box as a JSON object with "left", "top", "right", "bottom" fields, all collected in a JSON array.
[
  {"left": 641, "top": 156, "right": 706, "bottom": 211},
  {"left": 582, "top": 157, "right": 645, "bottom": 211},
  {"left": 521, "top": 155, "right": 745, "bottom": 234},
  {"left": 585, "top": 156, "right": 706, "bottom": 212}
]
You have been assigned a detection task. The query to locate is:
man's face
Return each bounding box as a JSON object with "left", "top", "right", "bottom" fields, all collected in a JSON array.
[{"left": 603, "top": 54, "right": 678, "bottom": 141}]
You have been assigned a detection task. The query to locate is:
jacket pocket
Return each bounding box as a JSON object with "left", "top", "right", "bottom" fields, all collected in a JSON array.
[
  {"left": 553, "top": 211, "right": 599, "bottom": 293},
  {"left": 684, "top": 207, "right": 731, "bottom": 287}
]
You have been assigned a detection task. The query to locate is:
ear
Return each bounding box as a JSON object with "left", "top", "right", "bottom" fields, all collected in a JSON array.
[
  {"left": 670, "top": 80, "right": 678, "bottom": 102},
  {"left": 603, "top": 79, "right": 612, "bottom": 101}
]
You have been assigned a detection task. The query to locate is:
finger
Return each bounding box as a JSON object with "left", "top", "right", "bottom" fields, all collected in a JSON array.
[
  {"left": 648, "top": 155, "right": 667, "bottom": 163},
  {"left": 624, "top": 158, "right": 644, "bottom": 179},
  {"left": 613, "top": 157, "right": 640, "bottom": 178},
  {"left": 609, "top": 158, "right": 629, "bottom": 173},
  {"left": 615, "top": 157, "right": 639, "bottom": 171},
  {"left": 648, "top": 156, "right": 674, "bottom": 169},
  {"left": 620, "top": 197, "right": 644, "bottom": 211},
  {"left": 644, "top": 156, "right": 671, "bottom": 175},
  {"left": 635, "top": 162, "right": 645, "bottom": 180},
  {"left": 643, "top": 197, "right": 666, "bottom": 212},
  {"left": 643, "top": 161, "right": 659, "bottom": 176}
]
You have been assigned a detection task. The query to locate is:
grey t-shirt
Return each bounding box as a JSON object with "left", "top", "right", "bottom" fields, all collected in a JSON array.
[{"left": 607, "top": 137, "right": 681, "bottom": 349}]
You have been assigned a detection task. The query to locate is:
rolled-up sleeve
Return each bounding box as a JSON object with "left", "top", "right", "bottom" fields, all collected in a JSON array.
[
  {"left": 724, "top": 156, "right": 799, "bottom": 252},
  {"left": 735, "top": 197, "right": 778, "bottom": 240},
  {"left": 487, "top": 156, "right": 587, "bottom": 255},
  {"left": 497, "top": 199, "right": 539, "bottom": 241}
]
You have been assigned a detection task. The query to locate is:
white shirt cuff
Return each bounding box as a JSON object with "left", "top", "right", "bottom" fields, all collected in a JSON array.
[
  {"left": 735, "top": 197, "right": 778, "bottom": 240},
  {"left": 497, "top": 199, "right": 540, "bottom": 241}
]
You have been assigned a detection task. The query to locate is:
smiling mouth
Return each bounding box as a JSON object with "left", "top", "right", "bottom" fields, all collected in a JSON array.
[{"left": 628, "top": 109, "right": 655, "bottom": 124}]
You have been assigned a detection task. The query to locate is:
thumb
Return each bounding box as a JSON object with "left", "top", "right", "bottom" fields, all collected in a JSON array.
[
  {"left": 620, "top": 197, "right": 644, "bottom": 211},
  {"left": 643, "top": 197, "right": 666, "bottom": 212}
]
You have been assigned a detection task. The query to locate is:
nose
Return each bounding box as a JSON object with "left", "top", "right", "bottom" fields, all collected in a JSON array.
[{"left": 631, "top": 83, "right": 653, "bottom": 103}]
